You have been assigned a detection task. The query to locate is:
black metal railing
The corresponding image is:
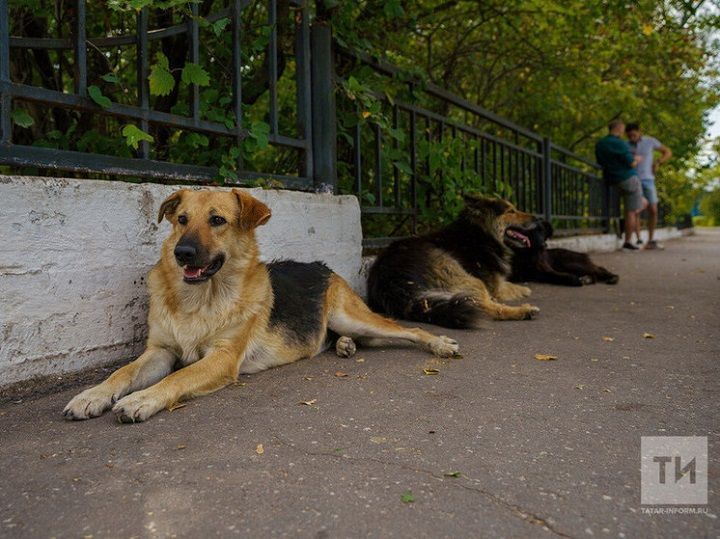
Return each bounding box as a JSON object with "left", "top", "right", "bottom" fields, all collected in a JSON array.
[
  {"left": 1, "top": 1, "right": 647, "bottom": 246},
  {"left": 333, "top": 48, "right": 617, "bottom": 247},
  {"left": 0, "top": 0, "right": 325, "bottom": 189}
]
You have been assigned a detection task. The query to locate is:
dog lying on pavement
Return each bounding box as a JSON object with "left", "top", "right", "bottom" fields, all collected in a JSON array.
[
  {"left": 366, "top": 194, "right": 540, "bottom": 329},
  {"left": 64, "top": 189, "right": 458, "bottom": 423},
  {"left": 509, "top": 220, "right": 619, "bottom": 286}
]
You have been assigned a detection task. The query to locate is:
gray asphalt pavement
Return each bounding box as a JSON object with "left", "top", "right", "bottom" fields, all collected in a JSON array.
[{"left": 1, "top": 229, "right": 718, "bottom": 538}]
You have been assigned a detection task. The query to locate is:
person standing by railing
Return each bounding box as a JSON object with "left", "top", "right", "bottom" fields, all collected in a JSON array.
[
  {"left": 625, "top": 122, "right": 673, "bottom": 250},
  {"left": 595, "top": 120, "right": 648, "bottom": 251}
]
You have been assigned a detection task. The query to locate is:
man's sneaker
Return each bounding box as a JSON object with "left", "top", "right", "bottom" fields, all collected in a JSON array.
[
  {"left": 622, "top": 242, "right": 639, "bottom": 251},
  {"left": 636, "top": 239, "right": 644, "bottom": 245},
  {"left": 645, "top": 240, "right": 665, "bottom": 250}
]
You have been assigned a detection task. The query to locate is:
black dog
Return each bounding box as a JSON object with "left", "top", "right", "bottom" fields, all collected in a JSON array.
[{"left": 510, "top": 220, "right": 619, "bottom": 286}]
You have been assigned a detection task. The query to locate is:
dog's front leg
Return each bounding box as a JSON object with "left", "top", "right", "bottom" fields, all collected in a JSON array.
[
  {"left": 63, "top": 346, "right": 176, "bottom": 420},
  {"left": 112, "top": 345, "right": 244, "bottom": 423},
  {"left": 493, "top": 277, "right": 532, "bottom": 301}
]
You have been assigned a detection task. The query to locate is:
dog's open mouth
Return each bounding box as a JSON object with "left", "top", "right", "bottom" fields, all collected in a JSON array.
[
  {"left": 182, "top": 255, "right": 225, "bottom": 284},
  {"left": 505, "top": 227, "right": 532, "bottom": 249}
]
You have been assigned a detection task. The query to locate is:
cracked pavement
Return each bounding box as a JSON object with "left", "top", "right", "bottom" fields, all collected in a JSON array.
[{"left": 1, "top": 229, "right": 718, "bottom": 537}]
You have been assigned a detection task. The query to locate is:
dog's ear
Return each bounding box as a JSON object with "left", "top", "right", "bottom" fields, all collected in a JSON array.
[
  {"left": 232, "top": 189, "right": 272, "bottom": 229},
  {"left": 157, "top": 190, "right": 187, "bottom": 223},
  {"left": 541, "top": 220, "right": 554, "bottom": 239},
  {"left": 463, "top": 193, "right": 508, "bottom": 215}
]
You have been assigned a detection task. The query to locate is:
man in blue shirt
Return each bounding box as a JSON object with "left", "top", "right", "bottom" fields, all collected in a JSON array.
[
  {"left": 626, "top": 122, "right": 673, "bottom": 250},
  {"left": 595, "top": 120, "right": 647, "bottom": 251}
]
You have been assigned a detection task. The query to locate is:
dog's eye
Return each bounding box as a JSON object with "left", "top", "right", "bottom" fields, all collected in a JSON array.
[
  {"left": 210, "top": 215, "right": 227, "bottom": 227},
  {"left": 177, "top": 215, "right": 188, "bottom": 225}
]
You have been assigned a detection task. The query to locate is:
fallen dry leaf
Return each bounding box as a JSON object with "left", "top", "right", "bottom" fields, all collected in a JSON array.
[
  {"left": 167, "top": 402, "right": 187, "bottom": 412},
  {"left": 643, "top": 332, "right": 656, "bottom": 339},
  {"left": 303, "top": 376, "right": 314, "bottom": 381},
  {"left": 176, "top": 444, "right": 186, "bottom": 450},
  {"left": 575, "top": 384, "right": 586, "bottom": 390},
  {"left": 423, "top": 368, "right": 440, "bottom": 375},
  {"left": 355, "top": 358, "right": 365, "bottom": 363},
  {"left": 602, "top": 336, "right": 615, "bottom": 342},
  {"left": 256, "top": 444, "right": 264, "bottom": 455},
  {"left": 335, "top": 371, "right": 349, "bottom": 378},
  {"left": 299, "top": 399, "right": 317, "bottom": 406},
  {"left": 444, "top": 471, "right": 462, "bottom": 478},
  {"left": 534, "top": 354, "right": 558, "bottom": 361}
]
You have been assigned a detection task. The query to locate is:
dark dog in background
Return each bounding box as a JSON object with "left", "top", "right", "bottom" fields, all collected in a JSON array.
[
  {"left": 367, "top": 194, "right": 540, "bottom": 329},
  {"left": 510, "top": 220, "right": 619, "bottom": 286}
]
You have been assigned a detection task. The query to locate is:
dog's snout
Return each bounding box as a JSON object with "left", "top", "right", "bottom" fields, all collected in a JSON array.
[{"left": 174, "top": 243, "right": 197, "bottom": 265}]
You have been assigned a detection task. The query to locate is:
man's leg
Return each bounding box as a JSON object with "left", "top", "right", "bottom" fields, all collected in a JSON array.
[
  {"left": 625, "top": 208, "right": 636, "bottom": 244},
  {"left": 647, "top": 203, "right": 657, "bottom": 242},
  {"left": 635, "top": 210, "right": 642, "bottom": 243}
]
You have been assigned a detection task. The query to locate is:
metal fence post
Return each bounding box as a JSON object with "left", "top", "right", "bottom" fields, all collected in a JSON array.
[
  {"left": 542, "top": 137, "right": 552, "bottom": 222},
  {"left": 0, "top": 0, "right": 11, "bottom": 144},
  {"left": 310, "top": 22, "right": 337, "bottom": 193},
  {"left": 602, "top": 181, "right": 611, "bottom": 233}
]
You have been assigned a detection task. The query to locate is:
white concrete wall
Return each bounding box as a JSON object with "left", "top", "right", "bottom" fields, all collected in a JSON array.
[{"left": 0, "top": 176, "right": 362, "bottom": 387}]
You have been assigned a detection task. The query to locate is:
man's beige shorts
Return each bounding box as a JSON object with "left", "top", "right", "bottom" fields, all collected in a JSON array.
[{"left": 617, "top": 176, "right": 643, "bottom": 212}]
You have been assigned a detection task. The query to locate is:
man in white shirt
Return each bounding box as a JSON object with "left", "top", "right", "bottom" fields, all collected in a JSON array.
[{"left": 625, "top": 123, "right": 672, "bottom": 250}]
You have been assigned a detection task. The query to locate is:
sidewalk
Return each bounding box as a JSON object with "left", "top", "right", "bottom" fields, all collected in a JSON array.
[{"left": 1, "top": 229, "right": 718, "bottom": 538}]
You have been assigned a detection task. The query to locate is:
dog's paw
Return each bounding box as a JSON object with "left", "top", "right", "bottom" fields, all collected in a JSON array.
[
  {"left": 520, "top": 304, "right": 541, "bottom": 320},
  {"left": 430, "top": 336, "right": 459, "bottom": 358},
  {"left": 335, "top": 336, "right": 357, "bottom": 358},
  {"left": 579, "top": 275, "right": 594, "bottom": 285},
  {"left": 516, "top": 285, "right": 532, "bottom": 297},
  {"left": 63, "top": 386, "right": 115, "bottom": 420},
  {"left": 112, "top": 391, "right": 165, "bottom": 423}
]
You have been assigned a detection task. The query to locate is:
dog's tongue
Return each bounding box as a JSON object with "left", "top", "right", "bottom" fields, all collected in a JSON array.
[{"left": 183, "top": 266, "right": 204, "bottom": 279}]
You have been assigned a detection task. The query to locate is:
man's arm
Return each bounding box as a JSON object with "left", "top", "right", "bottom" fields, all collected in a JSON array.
[{"left": 653, "top": 144, "right": 672, "bottom": 173}]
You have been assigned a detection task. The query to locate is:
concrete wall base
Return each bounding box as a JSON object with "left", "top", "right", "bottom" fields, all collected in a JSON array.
[{"left": 0, "top": 176, "right": 362, "bottom": 387}]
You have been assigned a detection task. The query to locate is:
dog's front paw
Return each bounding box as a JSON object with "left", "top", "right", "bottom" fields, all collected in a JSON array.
[
  {"left": 430, "top": 336, "right": 459, "bottom": 358},
  {"left": 520, "top": 304, "right": 540, "bottom": 319},
  {"left": 335, "top": 336, "right": 357, "bottom": 358},
  {"left": 579, "top": 275, "right": 594, "bottom": 285},
  {"left": 112, "top": 391, "right": 165, "bottom": 423},
  {"left": 63, "top": 386, "right": 116, "bottom": 420},
  {"left": 516, "top": 285, "right": 532, "bottom": 297}
]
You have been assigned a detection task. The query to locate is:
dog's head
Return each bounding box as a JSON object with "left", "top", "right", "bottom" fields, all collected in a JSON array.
[
  {"left": 462, "top": 193, "right": 536, "bottom": 249},
  {"left": 157, "top": 188, "right": 271, "bottom": 284}
]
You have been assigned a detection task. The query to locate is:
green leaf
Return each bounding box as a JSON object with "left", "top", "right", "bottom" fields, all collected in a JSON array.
[
  {"left": 184, "top": 132, "right": 209, "bottom": 149},
  {"left": 101, "top": 73, "right": 119, "bottom": 84},
  {"left": 393, "top": 160, "right": 413, "bottom": 175},
  {"left": 121, "top": 124, "right": 153, "bottom": 150},
  {"left": 87, "top": 85, "right": 112, "bottom": 108},
  {"left": 148, "top": 52, "right": 175, "bottom": 96},
  {"left": 212, "top": 17, "right": 230, "bottom": 37},
  {"left": 11, "top": 109, "right": 34, "bottom": 128},
  {"left": 181, "top": 63, "right": 210, "bottom": 87},
  {"left": 400, "top": 490, "right": 415, "bottom": 503},
  {"left": 249, "top": 120, "right": 270, "bottom": 149}
]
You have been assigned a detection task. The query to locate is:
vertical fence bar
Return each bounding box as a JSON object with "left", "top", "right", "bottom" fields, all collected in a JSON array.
[
  {"left": 542, "top": 137, "right": 552, "bottom": 222},
  {"left": 409, "top": 105, "right": 417, "bottom": 235},
  {"left": 310, "top": 22, "right": 336, "bottom": 192},
  {"left": 353, "top": 117, "right": 361, "bottom": 196},
  {"left": 0, "top": 0, "right": 11, "bottom": 143},
  {"left": 268, "top": 0, "right": 278, "bottom": 135},
  {"left": 393, "top": 104, "right": 400, "bottom": 208},
  {"left": 374, "top": 122, "right": 382, "bottom": 207},
  {"left": 73, "top": 0, "right": 87, "bottom": 97},
  {"left": 295, "top": 0, "right": 313, "bottom": 179},
  {"left": 136, "top": 8, "right": 149, "bottom": 159},
  {"left": 231, "top": 0, "right": 244, "bottom": 172},
  {"left": 189, "top": 2, "right": 200, "bottom": 124}
]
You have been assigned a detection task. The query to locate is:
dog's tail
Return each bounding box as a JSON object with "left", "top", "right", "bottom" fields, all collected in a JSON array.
[{"left": 406, "top": 291, "right": 484, "bottom": 329}]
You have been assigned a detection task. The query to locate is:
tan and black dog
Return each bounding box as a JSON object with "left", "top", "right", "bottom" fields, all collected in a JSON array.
[
  {"left": 63, "top": 189, "right": 458, "bottom": 423},
  {"left": 367, "top": 194, "right": 540, "bottom": 328}
]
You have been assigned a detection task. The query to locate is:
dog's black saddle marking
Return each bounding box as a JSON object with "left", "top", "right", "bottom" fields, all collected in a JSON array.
[{"left": 267, "top": 260, "right": 333, "bottom": 345}]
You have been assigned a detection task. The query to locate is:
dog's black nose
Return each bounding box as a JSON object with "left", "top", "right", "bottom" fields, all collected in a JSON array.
[{"left": 174, "top": 244, "right": 197, "bottom": 265}]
